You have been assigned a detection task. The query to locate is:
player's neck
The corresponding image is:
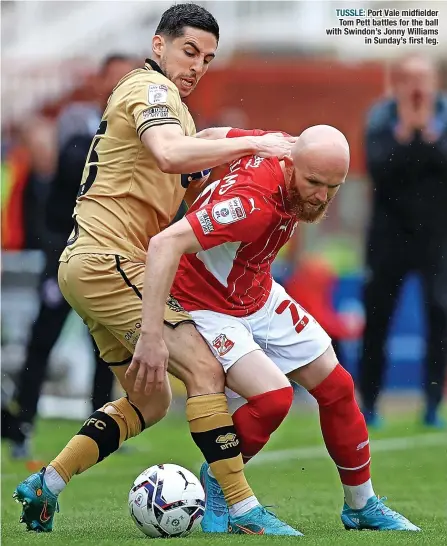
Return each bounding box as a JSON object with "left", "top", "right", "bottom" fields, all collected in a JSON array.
[
  {"left": 279, "top": 160, "right": 293, "bottom": 186},
  {"left": 145, "top": 58, "right": 165, "bottom": 77}
]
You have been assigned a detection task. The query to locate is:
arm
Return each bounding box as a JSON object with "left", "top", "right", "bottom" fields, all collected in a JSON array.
[
  {"left": 366, "top": 110, "right": 447, "bottom": 183},
  {"left": 141, "top": 191, "right": 273, "bottom": 336},
  {"left": 418, "top": 123, "right": 447, "bottom": 168},
  {"left": 141, "top": 124, "right": 293, "bottom": 174},
  {"left": 194, "top": 127, "right": 285, "bottom": 140},
  {"left": 365, "top": 103, "right": 413, "bottom": 182},
  {"left": 140, "top": 219, "right": 202, "bottom": 339},
  {"left": 183, "top": 128, "right": 284, "bottom": 206},
  {"left": 125, "top": 219, "right": 204, "bottom": 392},
  {"left": 194, "top": 127, "right": 232, "bottom": 140},
  {"left": 127, "top": 188, "right": 273, "bottom": 392},
  {"left": 128, "top": 74, "right": 295, "bottom": 173}
]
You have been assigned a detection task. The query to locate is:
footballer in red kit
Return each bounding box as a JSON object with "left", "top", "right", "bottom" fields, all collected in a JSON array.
[
  {"left": 141, "top": 125, "right": 420, "bottom": 535},
  {"left": 173, "top": 128, "right": 300, "bottom": 317}
]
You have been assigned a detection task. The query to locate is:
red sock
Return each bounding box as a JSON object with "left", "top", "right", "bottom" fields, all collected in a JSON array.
[
  {"left": 232, "top": 386, "right": 293, "bottom": 463},
  {"left": 310, "top": 364, "right": 370, "bottom": 486}
]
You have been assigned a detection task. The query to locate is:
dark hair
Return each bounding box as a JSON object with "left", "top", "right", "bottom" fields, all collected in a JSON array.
[{"left": 155, "top": 3, "right": 219, "bottom": 42}]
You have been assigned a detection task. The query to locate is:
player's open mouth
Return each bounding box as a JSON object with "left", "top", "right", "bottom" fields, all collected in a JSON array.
[{"left": 181, "top": 78, "right": 195, "bottom": 88}]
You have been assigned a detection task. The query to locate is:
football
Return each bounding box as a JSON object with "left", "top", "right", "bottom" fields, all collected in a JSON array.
[{"left": 128, "top": 464, "right": 205, "bottom": 538}]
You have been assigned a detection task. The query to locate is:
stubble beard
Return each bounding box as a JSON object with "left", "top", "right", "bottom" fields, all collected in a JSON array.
[{"left": 286, "top": 185, "right": 330, "bottom": 224}]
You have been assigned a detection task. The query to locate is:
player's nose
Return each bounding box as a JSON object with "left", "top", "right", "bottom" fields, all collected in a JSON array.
[
  {"left": 315, "top": 187, "right": 328, "bottom": 203},
  {"left": 190, "top": 58, "right": 205, "bottom": 76}
]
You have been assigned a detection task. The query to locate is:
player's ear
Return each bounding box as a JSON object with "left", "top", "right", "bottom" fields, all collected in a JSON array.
[
  {"left": 283, "top": 154, "right": 293, "bottom": 167},
  {"left": 152, "top": 35, "right": 165, "bottom": 57},
  {"left": 283, "top": 155, "right": 294, "bottom": 182}
]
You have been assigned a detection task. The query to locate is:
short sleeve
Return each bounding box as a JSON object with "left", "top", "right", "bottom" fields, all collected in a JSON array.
[
  {"left": 184, "top": 105, "right": 196, "bottom": 137},
  {"left": 126, "top": 74, "right": 183, "bottom": 139},
  {"left": 187, "top": 116, "right": 196, "bottom": 137},
  {"left": 186, "top": 188, "right": 274, "bottom": 250}
]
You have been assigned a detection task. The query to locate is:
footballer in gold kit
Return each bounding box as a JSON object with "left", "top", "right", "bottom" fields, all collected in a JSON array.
[
  {"left": 59, "top": 60, "right": 198, "bottom": 363},
  {"left": 14, "top": 3, "right": 298, "bottom": 537}
]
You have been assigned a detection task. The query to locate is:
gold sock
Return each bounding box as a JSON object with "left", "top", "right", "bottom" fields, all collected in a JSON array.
[
  {"left": 50, "top": 397, "right": 144, "bottom": 484},
  {"left": 186, "top": 393, "right": 254, "bottom": 506}
]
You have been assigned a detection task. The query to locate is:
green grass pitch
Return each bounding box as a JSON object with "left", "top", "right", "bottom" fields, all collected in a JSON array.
[{"left": 2, "top": 404, "right": 446, "bottom": 545}]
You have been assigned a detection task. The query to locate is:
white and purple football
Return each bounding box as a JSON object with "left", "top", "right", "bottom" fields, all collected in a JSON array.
[{"left": 128, "top": 463, "right": 205, "bottom": 538}]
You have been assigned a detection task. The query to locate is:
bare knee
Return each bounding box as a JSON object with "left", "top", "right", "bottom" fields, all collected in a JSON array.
[
  {"left": 179, "top": 352, "right": 225, "bottom": 396},
  {"left": 128, "top": 387, "right": 172, "bottom": 427},
  {"left": 166, "top": 324, "right": 225, "bottom": 396},
  {"left": 288, "top": 344, "right": 338, "bottom": 391}
]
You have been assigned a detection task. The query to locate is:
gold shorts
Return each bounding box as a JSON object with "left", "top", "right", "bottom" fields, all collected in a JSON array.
[{"left": 58, "top": 253, "right": 193, "bottom": 365}]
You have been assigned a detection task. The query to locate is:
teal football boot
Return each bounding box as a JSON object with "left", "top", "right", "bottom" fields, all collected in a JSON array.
[
  {"left": 13, "top": 467, "right": 59, "bottom": 532},
  {"left": 229, "top": 505, "right": 303, "bottom": 536},
  {"left": 341, "top": 495, "right": 420, "bottom": 531},
  {"left": 200, "top": 462, "right": 229, "bottom": 532}
]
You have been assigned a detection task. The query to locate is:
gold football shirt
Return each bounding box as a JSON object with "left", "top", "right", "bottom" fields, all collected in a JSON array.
[{"left": 61, "top": 60, "right": 196, "bottom": 264}]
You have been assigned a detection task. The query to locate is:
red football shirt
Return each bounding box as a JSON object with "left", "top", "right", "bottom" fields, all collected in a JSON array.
[{"left": 172, "top": 129, "right": 298, "bottom": 316}]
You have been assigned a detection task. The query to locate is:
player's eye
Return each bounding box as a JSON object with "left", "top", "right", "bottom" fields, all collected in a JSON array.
[{"left": 184, "top": 50, "right": 195, "bottom": 57}]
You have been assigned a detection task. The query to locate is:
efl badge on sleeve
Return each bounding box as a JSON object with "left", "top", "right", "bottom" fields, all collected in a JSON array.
[
  {"left": 212, "top": 197, "right": 246, "bottom": 225},
  {"left": 148, "top": 84, "right": 168, "bottom": 104}
]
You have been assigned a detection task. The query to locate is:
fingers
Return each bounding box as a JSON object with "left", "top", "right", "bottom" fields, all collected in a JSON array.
[
  {"left": 144, "top": 367, "right": 156, "bottom": 395},
  {"left": 133, "top": 361, "right": 147, "bottom": 393},
  {"left": 277, "top": 144, "right": 294, "bottom": 160},
  {"left": 144, "top": 364, "right": 166, "bottom": 395},
  {"left": 153, "top": 366, "right": 166, "bottom": 393},
  {"left": 125, "top": 357, "right": 139, "bottom": 379}
]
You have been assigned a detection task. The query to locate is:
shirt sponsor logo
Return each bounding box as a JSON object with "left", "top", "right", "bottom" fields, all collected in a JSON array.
[
  {"left": 196, "top": 209, "right": 214, "bottom": 234},
  {"left": 142, "top": 106, "right": 169, "bottom": 120},
  {"left": 148, "top": 84, "right": 168, "bottom": 104},
  {"left": 212, "top": 197, "right": 246, "bottom": 225}
]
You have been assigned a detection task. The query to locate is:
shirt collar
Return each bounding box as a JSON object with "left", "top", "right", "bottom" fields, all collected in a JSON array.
[{"left": 144, "top": 59, "right": 165, "bottom": 76}]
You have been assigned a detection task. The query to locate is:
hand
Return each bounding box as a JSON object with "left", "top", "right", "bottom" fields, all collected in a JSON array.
[
  {"left": 396, "top": 91, "right": 434, "bottom": 142},
  {"left": 251, "top": 133, "right": 297, "bottom": 159},
  {"left": 126, "top": 332, "right": 168, "bottom": 395},
  {"left": 421, "top": 125, "right": 441, "bottom": 144}
]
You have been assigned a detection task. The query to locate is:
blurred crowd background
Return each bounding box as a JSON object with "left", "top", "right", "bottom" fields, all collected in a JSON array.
[{"left": 2, "top": 1, "right": 446, "bottom": 424}]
